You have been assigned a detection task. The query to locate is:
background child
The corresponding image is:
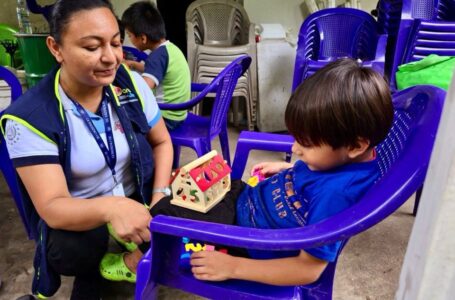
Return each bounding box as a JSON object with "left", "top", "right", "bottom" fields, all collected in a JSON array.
[
  {"left": 121, "top": 1, "right": 191, "bottom": 130},
  {"left": 108, "top": 58, "right": 393, "bottom": 286}
]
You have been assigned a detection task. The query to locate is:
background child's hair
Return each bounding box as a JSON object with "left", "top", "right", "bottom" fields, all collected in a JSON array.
[
  {"left": 121, "top": 1, "right": 166, "bottom": 42},
  {"left": 285, "top": 58, "right": 393, "bottom": 149}
]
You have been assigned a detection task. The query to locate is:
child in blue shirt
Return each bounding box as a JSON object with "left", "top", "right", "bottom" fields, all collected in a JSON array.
[
  {"left": 121, "top": 1, "right": 191, "bottom": 130},
  {"left": 105, "top": 58, "right": 393, "bottom": 286}
]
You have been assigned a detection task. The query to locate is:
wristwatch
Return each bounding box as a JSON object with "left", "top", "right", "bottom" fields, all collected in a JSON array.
[{"left": 152, "top": 187, "right": 172, "bottom": 196}]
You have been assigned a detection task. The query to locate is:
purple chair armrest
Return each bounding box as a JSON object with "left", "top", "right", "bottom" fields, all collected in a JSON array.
[
  {"left": 158, "top": 83, "right": 217, "bottom": 110},
  {"left": 191, "top": 83, "right": 212, "bottom": 92},
  {"left": 231, "top": 131, "right": 294, "bottom": 179}
]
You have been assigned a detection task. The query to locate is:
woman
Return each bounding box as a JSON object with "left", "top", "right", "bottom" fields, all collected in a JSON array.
[{"left": 1, "top": 0, "right": 173, "bottom": 298}]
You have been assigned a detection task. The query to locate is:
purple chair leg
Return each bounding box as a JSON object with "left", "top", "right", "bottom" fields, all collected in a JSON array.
[
  {"left": 135, "top": 249, "right": 156, "bottom": 300},
  {"left": 219, "top": 129, "right": 231, "bottom": 166},
  {"left": 172, "top": 145, "right": 181, "bottom": 169},
  {"left": 231, "top": 131, "right": 295, "bottom": 180}
]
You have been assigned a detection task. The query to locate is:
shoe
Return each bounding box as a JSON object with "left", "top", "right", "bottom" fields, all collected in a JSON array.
[
  {"left": 31, "top": 220, "right": 61, "bottom": 299},
  {"left": 107, "top": 223, "right": 137, "bottom": 252},
  {"left": 99, "top": 253, "right": 136, "bottom": 283}
]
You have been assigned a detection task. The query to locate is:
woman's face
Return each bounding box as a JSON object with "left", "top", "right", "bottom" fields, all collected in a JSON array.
[{"left": 49, "top": 7, "right": 123, "bottom": 88}]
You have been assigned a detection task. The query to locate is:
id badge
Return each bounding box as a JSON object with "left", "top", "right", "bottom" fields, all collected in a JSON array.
[{"left": 112, "top": 183, "right": 125, "bottom": 196}]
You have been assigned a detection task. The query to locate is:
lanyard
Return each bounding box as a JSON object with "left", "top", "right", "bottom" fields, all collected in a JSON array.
[{"left": 71, "top": 95, "right": 118, "bottom": 183}]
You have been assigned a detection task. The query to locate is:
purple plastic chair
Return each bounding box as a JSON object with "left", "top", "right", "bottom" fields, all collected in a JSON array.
[
  {"left": 135, "top": 85, "right": 446, "bottom": 300},
  {"left": 292, "top": 8, "right": 387, "bottom": 91},
  {"left": 391, "top": 0, "right": 455, "bottom": 89},
  {"left": 122, "top": 46, "right": 148, "bottom": 62},
  {"left": 159, "top": 55, "right": 251, "bottom": 168},
  {"left": 25, "top": 0, "right": 53, "bottom": 23},
  {"left": 0, "top": 66, "right": 31, "bottom": 238}
]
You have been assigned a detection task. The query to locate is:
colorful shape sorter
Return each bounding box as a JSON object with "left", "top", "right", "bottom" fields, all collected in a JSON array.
[{"left": 170, "top": 150, "right": 231, "bottom": 213}]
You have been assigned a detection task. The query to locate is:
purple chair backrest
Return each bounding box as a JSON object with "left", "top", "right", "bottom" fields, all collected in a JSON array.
[
  {"left": 293, "top": 8, "right": 385, "bottom": 91},
  {"left": 0, "top": 66, "right": 31, "bottom": 238},
  {"left": 299, "top": 8, "right": 379, "bottom": 61},
  {"left": 208, "top": 56, "right": 247, "bottom": 137}
]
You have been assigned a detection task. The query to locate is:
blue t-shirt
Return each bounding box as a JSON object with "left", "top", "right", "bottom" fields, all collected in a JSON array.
[{"left": 236, "top": 159, "right": 380, "bottom": 262}]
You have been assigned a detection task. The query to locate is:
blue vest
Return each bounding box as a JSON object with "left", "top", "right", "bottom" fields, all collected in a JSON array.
[{"left": 1, "top": 65, "right": 154, "bottom": 239}]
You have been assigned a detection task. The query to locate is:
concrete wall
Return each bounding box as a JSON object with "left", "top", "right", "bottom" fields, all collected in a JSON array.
[{"left": 396, "top": 74, "right": 455, "bottom": 300}]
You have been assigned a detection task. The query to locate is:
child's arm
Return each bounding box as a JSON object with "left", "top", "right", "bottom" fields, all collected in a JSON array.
[
  {"left": 251, "top": 161, "right": 293, "bottom": 177},
  {"left": 142, "top": 76, "right": 157, "bottom": 89},
  {"left": 190, "top": 249, "right": 327, "bottom": 286},
  {"left": 124, "top": 59, "right": 145, "bottom": 73}
]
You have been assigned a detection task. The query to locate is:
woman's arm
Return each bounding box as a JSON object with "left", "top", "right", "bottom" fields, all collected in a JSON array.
[
  {"left": 16, "top": 164, "right": 151, "bottom": 244},
  {"left": 190, "top": 250, "right": 327, "bottom": 286},
  {"left": 146, "top": 118, "right": 173, "bottom": 206}
]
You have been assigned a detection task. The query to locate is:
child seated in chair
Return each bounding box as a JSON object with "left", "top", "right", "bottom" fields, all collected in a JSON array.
[
  {"left": 101, "top": 58, "right": 393, "bottom": 286},
  {"left": 121, "top": 1, "right": 191, "bottom": 130}
]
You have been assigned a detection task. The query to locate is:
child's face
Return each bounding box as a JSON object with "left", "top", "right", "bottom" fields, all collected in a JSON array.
[
  {"left": 126, "top": 30, "right": 144, "bottom": 51},
  {"left": 292, "top": 141, "right": 351, "bottom": 171}
]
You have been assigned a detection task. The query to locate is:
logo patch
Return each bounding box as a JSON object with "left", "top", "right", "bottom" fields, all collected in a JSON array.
[{"left": 6, "top": 122, "right": 20, "bottom": 145}]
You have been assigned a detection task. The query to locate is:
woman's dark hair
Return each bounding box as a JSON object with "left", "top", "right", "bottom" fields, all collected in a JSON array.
[
  {"left": 117, "top": 17, "right": 125, "bottom": 43},
  {"left": 49, "top": 0, "right": 115, "bottom": 44},
  {"left": 285, "top": 58, "right": 393, "bottom": 149},
  {"left": 121, "top": 1, "right": 166, "bottom": 42}
]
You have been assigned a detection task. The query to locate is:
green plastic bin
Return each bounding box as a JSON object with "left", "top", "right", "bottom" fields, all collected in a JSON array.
[{"left": 16, "top": 33, "right": 57, "bottom": 87}]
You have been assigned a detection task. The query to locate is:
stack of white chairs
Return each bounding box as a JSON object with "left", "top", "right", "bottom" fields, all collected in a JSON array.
[{"left": 186, "top": 0, "right": 257, "bottom": 130}]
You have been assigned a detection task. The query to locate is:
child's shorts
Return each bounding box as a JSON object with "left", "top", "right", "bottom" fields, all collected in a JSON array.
[{"left": 150, "top": 179, "right": 245, "bottom": 225}]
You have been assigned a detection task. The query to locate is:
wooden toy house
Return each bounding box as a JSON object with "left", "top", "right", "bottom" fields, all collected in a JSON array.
[{"left": 170, "top": 150, "right": 231, "bottom": 213}]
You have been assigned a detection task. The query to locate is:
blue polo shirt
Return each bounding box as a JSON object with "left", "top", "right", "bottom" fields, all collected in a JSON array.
[{"left": 236, "top": 159, "right": 380, "bottom": 262}]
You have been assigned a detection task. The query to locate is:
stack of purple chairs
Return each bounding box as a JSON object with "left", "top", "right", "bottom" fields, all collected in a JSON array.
[
  {"left": 292, "top": 8, "right": 387, "bottom": 91},
  {"left": 135, "top": 85, "right": 445, "bottom": 300},
  {"left": 391, "top": 0, "right": 455, "bottom": 89},
  {"left": 376, "top": 0, "right": 403, "bottom": 78}
]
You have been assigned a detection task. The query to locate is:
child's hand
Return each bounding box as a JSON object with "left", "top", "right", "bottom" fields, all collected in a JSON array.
[
  {"left": 190, "top": 250, "right": 237, "bottom": 281},
  {"left": 123, "top": 59, "right": 144, "bottom": 72},
  {"left": 251, "top": 161, "right": 293, "bottom": 177}
]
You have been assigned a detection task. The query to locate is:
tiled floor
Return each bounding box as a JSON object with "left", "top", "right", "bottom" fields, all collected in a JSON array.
[{"left": 0, "top": 127, "right": 414, "bottom": 299}]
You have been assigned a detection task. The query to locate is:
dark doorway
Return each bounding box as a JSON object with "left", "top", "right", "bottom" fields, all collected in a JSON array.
[{"left": 156, "top": 0, "right": 196, "bottom": 57}]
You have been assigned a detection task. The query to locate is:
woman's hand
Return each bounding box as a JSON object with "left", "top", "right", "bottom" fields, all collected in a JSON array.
[
  {"left": 251, "top": 161, "right": 293, "bottom": 177},
  {"left": 107, "top": 197, "right": 152, "bottom": 245},
  {"left": 190, "top": 251, "right": 238, "bottom": 281}
]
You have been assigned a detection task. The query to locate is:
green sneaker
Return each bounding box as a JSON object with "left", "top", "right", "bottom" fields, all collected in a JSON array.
[
  {"left": 99, "top": 253, "right": 136, "bottom": 283},
  {"left": 107, "top": 223, "right": 138, "bottom": 252}
]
